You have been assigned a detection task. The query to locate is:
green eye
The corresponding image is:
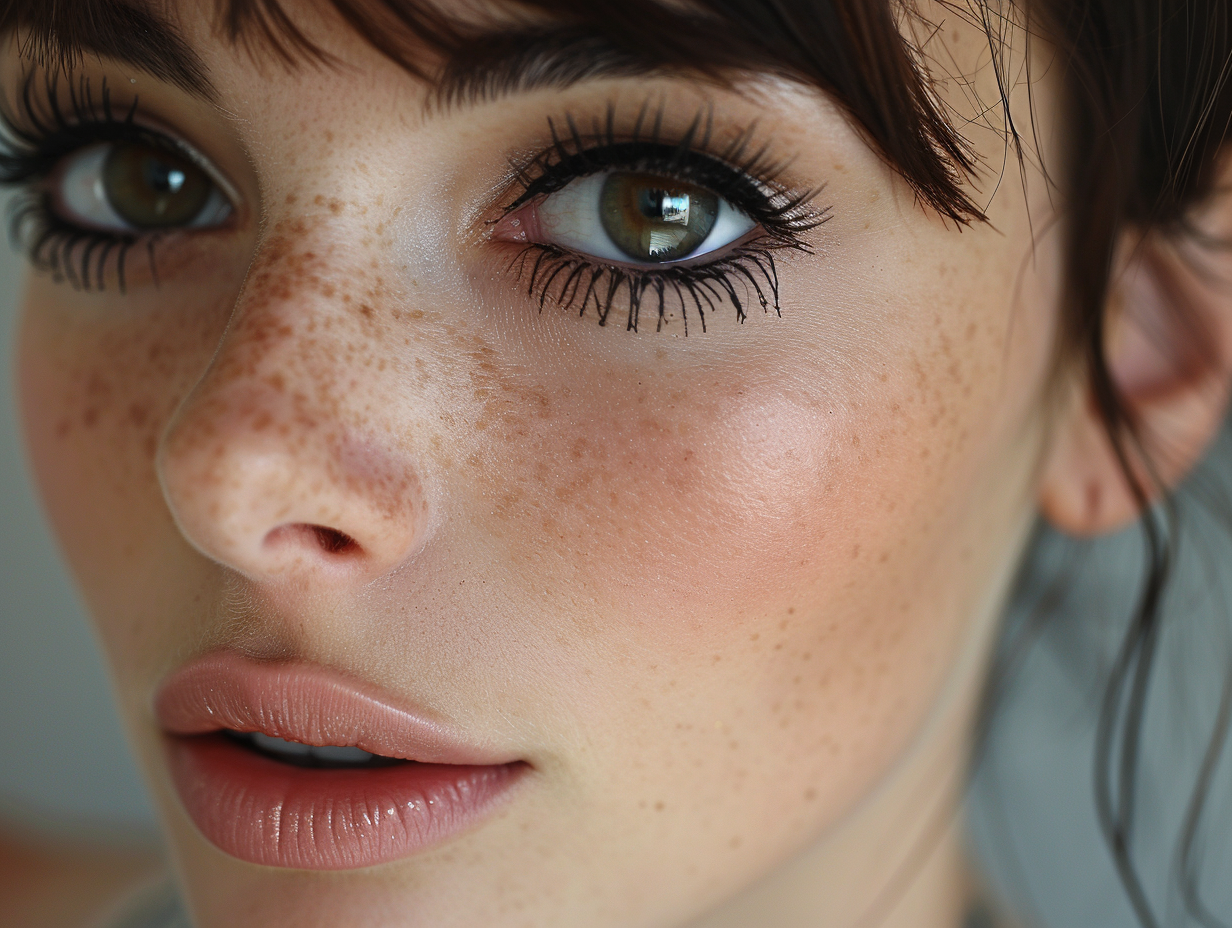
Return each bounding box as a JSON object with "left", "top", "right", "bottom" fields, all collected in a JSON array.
[
  {"left": 102, "top": 142, "right": 214, "bottom": 229},
  {"left": 534, "top": 169, "right": 755, "bottom": 267},
  {"left": 600, "top": 172, "right": 719, "bottom": 263}
]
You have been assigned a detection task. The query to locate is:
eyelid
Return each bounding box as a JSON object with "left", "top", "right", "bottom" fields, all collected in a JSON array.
[
  {"left": 83, "top": 118, "right": 244, "bottom": 215},
  {"left": 0, "top": 77, "right": 242, "bottom": 214}
]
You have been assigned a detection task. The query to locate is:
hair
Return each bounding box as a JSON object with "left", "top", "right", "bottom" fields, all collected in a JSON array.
[{"left": 3, "top": 0, "right": 1232, "bottom": 924}]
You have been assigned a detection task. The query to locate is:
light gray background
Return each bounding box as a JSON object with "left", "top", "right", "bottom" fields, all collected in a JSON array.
[{"left": 1, "top": 236, "right": 1229, "bottom": 925}]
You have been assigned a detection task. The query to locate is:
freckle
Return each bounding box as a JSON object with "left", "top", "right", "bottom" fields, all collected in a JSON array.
[
  {"left": 324, "top": 130, "right": 335, "bottom": 142},
  {"left": 328, "top": 199, "right": 342, "bottom": 215},
  {"left": 285, "top": 193, "right": 297, "bottom": 205},
  {"left": 128, "top": 403, "right": 148, "bottom": 427},
  {"left": 82, "top": 408, "right": 99, "bottom": 428},
  {"left": 787, "top": 607, "right": 796, "bottom": 616},
  {"left": 729, "top": 836, "right": 742, "bottom": 849},
  {"left": 749, "top": 633, "right": 759, "bottom": 642},
  {"left": 804, "top": 788, "right": 817, "bottom": 801},
  {"left": 654, "top": 801, "right": 665, "bottom": 811}
]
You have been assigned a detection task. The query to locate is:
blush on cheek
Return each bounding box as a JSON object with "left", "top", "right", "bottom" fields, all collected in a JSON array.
[{"left": 473, "top": 371, "right": 848, "bottom": 632}]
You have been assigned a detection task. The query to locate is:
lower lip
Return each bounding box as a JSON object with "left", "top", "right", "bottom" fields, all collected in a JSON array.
[{"left": 165, "top": 733, "right": 528, "bottom": 870}]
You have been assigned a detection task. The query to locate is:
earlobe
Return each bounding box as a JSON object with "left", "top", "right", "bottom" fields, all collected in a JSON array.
[{"left": 1039, "top": 203, "right": 1232, "bottom": 538}]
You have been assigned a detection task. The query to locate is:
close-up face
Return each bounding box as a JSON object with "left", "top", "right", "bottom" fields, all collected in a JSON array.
[{"left": 5, "top": 0, "right": 1083, "bottom": 925}]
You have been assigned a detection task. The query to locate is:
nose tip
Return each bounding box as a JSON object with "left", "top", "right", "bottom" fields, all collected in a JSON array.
[{"left": 157, "top": 396, "right": 427, "bottom": 585}]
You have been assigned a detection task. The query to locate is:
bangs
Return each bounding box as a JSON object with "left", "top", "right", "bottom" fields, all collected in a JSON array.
[{"left": 0, "top": 0, "right": 988, "bottom": 223}]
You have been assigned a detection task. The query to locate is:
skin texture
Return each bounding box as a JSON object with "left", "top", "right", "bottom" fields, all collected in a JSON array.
[{"left": 10, "top": 0, "right": 1189, "bottom": 925}]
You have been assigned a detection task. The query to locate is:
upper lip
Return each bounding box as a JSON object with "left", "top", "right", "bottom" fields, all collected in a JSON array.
[{"left": 154, "top": 651, "right": 516, "bottom": 766}]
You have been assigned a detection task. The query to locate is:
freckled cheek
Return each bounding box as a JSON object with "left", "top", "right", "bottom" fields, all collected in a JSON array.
[
  {"left": 16, "top": 288, "right": 234, "bottom": 584},
  {"left": 474, "top": 378, "right": 845, "bottom": 619}
]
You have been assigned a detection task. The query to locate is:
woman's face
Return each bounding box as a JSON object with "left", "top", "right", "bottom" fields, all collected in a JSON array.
[{"left": 10, "top": 1, "right": 1064, "bottom": 925}]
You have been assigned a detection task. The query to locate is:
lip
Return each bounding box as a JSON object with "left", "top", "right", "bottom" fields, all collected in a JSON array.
[{"left": 155, "top": 652, "right": 529, "bottom": 870}]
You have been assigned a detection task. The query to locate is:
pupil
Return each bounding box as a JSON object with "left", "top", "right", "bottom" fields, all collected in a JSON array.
[
  {"left": 602, "top": 172, "right": 719, "bottom": 263},
  {"left": 640, "top": 189, "right": 691, "bottom": 225},
  {"left": 103, "top": 142, "right": 213, "bottom": 230},
  {"left": 150, "top": 164, "right": 188, "bottom": 196}
]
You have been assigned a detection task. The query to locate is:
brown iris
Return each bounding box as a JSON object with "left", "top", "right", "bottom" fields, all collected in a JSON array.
[
  {"left": 102, "top": 142, "right": 213, "bottom": 229},
  {"left": 600, "top": 172, "right": 719, "bottom": 262}
]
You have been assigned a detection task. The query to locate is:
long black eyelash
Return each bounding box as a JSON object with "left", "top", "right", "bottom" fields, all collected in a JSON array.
[
  {"left": 0, "top": 70, "right": 172, "bottom": 292},
  {"left": 502, "top": 102, "right": 829, "bottom": 333}
]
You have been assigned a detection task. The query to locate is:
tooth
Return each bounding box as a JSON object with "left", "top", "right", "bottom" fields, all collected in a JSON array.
[
  {"left": 311, "top": 744, "right": 375, "bottom": 763},
  {"left": 251, "top": 732, "right": 312, "bottom": 757}
]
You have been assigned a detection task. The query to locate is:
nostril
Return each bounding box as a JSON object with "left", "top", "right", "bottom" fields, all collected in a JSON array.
[
  {"left": 311, "top": 525, "right": 359, "bottom": 555},
  {"left": 263, "top": 523, "right": 362, "bottom": 559}
]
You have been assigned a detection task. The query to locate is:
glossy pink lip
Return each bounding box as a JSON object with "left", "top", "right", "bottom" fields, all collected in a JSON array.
[{"left": 155, "top": 652, "right": 528, "bottom": 870}]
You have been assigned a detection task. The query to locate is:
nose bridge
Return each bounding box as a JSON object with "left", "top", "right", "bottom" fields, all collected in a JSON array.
[{"left": 157, "top": 213, "right": 427, "bottom": 584}]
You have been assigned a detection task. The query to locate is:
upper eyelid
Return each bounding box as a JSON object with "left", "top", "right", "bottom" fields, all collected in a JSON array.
[
  {"left": 59, "top": 123, "right": 240, "bottom": 208},
  {"left": 507, "top": 142, "right": 776, "bottom": 209},
  {"left": 0, "top": 76, "right": 240, "bottom": 208}
]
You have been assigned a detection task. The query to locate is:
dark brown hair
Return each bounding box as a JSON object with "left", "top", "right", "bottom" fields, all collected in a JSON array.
[{"left": 2, "top": 0, "right": 1231, "bottom": 924}]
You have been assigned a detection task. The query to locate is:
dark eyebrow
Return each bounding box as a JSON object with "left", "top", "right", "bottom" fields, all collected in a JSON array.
[
  {"left": 4, "top": 2, "right": 216, "bottom": 101},
  {"left": 7, "top": 6, "right": 730, "bottom": 114},
  {"left": 6, "top": 4, "right": 713, "bottom": 114},
  {"left": 430, "top": 27, "right": 722, "bottom": 112}
]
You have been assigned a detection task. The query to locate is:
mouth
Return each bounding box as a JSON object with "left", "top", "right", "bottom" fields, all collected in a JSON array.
[
  {"left": 223, "top": 729, "right": 408, "bottom": 767},
  {"left": 155, "top": 652, "right": 529, "bottom": 871}
]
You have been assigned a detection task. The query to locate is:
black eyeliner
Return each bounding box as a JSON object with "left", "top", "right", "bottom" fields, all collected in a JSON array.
[
  {"left": 501, "top": 102, "right": 829, "bottom": 334},
  {"left": 0, "top": 71, "right": 197, "bottom": 292}
]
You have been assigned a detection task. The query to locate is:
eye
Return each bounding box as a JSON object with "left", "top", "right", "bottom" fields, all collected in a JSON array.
[
  {"left": 53, "top": 140, "right": 232, "bottom": 233},
  {"left": 531, "top": 170, "right": 756, "bottom": 264}
]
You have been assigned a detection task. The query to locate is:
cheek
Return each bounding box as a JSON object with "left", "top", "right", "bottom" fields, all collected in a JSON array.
[
  {"left": 16, "top": 281, "right": 236, "bottom": 621},
  {"left": 459, "top": 361, "right": 842, "bottom": 615}
]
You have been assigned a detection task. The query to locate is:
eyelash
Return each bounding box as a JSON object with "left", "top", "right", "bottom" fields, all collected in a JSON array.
[
  {"left": 0, "top": 72, "right": 187, "bottom": 292},
  {"left": 499, "top": 104, "right": 828, "bottom": 334},
  {"left": 0, "top": 76, "right": 827, "bottom": 331}
]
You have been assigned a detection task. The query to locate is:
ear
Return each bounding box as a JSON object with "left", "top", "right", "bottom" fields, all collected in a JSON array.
[{"left": 1039, "top": 183, "right": 1232, "bottom": 537}]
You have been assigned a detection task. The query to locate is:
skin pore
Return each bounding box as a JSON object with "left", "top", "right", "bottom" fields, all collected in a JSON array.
[{"left": 3, "top": 0, "right": 1105, "bottom": 925}]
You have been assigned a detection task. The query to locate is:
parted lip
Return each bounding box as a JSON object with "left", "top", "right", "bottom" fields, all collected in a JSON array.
[{"left": 154, "top": 651, "right": 517, "bottom": 767}]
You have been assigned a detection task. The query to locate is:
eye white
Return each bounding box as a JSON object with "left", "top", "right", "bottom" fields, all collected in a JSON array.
[
  {"left": 536, "top": 171, "right": 756, "bottom": 264},
  {"left": 55, "top": 141, "right": 233, "bottom": 233}
]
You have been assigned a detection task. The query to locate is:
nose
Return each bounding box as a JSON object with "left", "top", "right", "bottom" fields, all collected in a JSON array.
[{"left": 157, "top": 233, "right": 428, "bottom": 585}]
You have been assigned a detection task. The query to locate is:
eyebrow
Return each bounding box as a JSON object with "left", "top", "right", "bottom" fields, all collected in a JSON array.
[
  {"left": 5, "top": 3, "right": 748, "bottom": 113},
  {"left": 8, "top": 2, "right": 218, "bottom": 101}
]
